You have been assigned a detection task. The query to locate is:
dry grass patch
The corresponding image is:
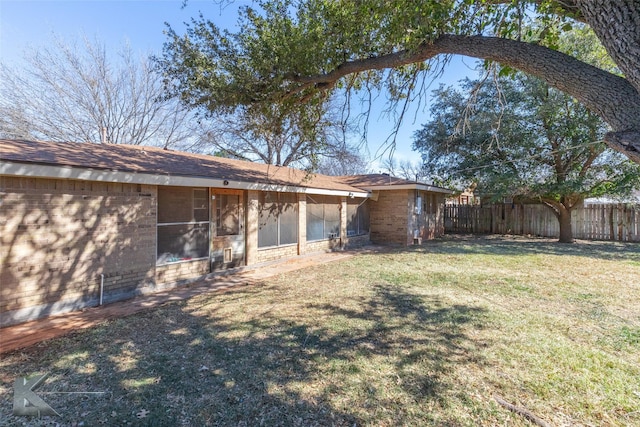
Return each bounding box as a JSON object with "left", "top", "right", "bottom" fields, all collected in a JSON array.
[{"left": 0, "top": 235, "right": 638, "bottom": 426}]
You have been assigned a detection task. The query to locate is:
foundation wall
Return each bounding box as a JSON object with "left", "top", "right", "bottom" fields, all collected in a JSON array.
[
  {"left": 155, "top": 259, "right": 210, "bottom": 286},
  {"left": 256, "top": 244, "right": 299, "bottom": 263}
]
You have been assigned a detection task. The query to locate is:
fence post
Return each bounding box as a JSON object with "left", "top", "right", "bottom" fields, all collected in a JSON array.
[
  {"left": 618, "top": 204, "right": 624, "bottom": 242},
  {"left": 609, "top": 205, "right": 615, "bottom": 241}
]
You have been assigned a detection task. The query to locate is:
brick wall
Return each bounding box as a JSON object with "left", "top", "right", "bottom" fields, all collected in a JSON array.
[
  {"left": 369, "top": 190, "right": 411, "bottom": 245},
  {"left": 0, "top": 177, "right": 157, "bottom": 326},
  {"left": 305, "top": 238, "right": 341, "bottom": 253},
  {"left": 368, "top": 190, "right": 446, "bottom": 246},
  {"left": 156, "top": 259, "right": 209, "bottom": 286},
  {"left": 256, "top": 244, "right": 299, "bottom": 263}
]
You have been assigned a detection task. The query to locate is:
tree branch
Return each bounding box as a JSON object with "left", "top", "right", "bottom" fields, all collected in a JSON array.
[
  {"left": 604, "top": 130, "right": 640, "bottom": 164},
  {"left": 288, "top": 34, "right": 640, "bottom": 134},
  {"left": 494, "top": 394, "right": 550, "bottom": 427}
]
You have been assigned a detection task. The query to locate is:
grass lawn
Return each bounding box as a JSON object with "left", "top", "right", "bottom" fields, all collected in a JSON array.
[{"left": 1, "top": 235, "right": 639, "bottom": 426}]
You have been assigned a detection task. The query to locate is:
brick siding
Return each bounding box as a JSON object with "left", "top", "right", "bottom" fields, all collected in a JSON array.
[
  {"left": 305, "top": 238, "right": 341, "bottom": 253},
  {"left": 256, "top": 244, "right": 299, "bottom": 263},
  {"left": 369, "top": 190, "right": 412, "bottom": 245},
  {"left": 0, "top": 177, "right": 156, "bottom": 326},
  {"left": 156, "top": 259, "right": 209, "bottom": 286}
]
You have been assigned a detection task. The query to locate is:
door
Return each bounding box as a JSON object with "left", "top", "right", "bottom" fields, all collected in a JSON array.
[{"left": 210, "top": 189, "right": 245, "bottom": 270}]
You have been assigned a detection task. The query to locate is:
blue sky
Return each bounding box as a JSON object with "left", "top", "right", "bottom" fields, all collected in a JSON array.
[
  {"left": 0, "top": 0, "right": 477, "bottom": 166},
  {"left": 0, "top": 0, "right": 236, "bottom": 59}
]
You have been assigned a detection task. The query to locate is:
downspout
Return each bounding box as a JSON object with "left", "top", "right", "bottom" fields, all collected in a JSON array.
[{"left": 99, "top": 273, "right": 105, "bottom": 306}]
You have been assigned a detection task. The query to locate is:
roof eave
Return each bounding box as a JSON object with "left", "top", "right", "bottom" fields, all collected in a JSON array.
[
  {"left": 359, "top": 183, "right": 455, "bottom": 194},
  {"left": 0, "top": 161, "right": 369, "bottom": 198}
]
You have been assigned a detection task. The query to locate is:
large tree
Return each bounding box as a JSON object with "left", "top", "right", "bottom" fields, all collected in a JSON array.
[
  {"left": 0, "top": 36, "right": 201, "bottom": 147},
  {"left": 158, "top": 0, "right": 640, "bottom": 164},
  {"left": 192, "top": 97, "right": 365, "bottom": 170},
  {"left": 380, "top": 158, "right": 427, "bottom": 182},
  {"left": 414, "top": 72, "right": 640, "bottom": 242},
  {"left": 316, "top": 144, "right": 370, "bottom": 176}
]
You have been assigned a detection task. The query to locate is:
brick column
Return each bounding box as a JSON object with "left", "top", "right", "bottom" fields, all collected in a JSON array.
[
  {"left": 407, "top": 190, "right": 416, "bottom": 245},
  {"left": 245, "top": 190, "right": 259, "bottom": 265},
  {"left": 297, "top": 193, "right": 306, "bottom": 255},
  {"left": 340, "top": 196, "right": 347, "bottom": 249}
]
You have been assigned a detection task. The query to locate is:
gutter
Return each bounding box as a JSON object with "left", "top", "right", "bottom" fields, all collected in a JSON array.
[
  {"left": 357, "top": 183, "right": 455, "bottom": 194},
  {"left": 1, "top": 161, "right": 369, "bottom": 198}
]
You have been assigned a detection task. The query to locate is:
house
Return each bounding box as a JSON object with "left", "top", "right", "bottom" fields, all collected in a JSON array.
[
  {"left": 584, "top": 189, "right": 640, "bottom": 205},
  {"left": 340, "top": 174, "right": 450, "bottom": 244},
  {"left": 0, "top": 139, "right": 453, "bottom": 326}
]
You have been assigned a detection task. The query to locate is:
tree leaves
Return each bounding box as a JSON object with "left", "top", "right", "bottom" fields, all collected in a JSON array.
[
  {"left": 413, "top": 68, "right": 640, "bottom": 203},
  {"left": 156, "top": 0, "right": 640, "bottom": 164}
]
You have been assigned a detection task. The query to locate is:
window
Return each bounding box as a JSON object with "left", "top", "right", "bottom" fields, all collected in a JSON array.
[
  {"left": 258, "top": 192, "right": 298, "bottom": 248},
  {"left": 193, "top": 189, "right": 208, "bottom": 221},
  {"left": 157, "top": 187, "right": 209, "bottom": 264},
  {"left": 347, "top": 199, "right": 370, "bottom": 236},
  {"left": 306, "top": 195, "right": 341, "bottom": 241},
  {"left": 216, "top": 194, "right": 240, "bottom": 236}
]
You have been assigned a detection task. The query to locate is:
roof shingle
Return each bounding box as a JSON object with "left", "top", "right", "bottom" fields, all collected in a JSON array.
[{"left": 0, "top": 139, "right": 361, "bottom": 193}]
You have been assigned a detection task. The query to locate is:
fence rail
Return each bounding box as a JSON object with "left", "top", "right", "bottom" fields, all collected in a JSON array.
[{"left": 444, "top": 203, "right": 640, "bottom": 242}]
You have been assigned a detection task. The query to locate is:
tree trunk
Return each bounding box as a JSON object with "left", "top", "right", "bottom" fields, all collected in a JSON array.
[
  {"left": 577, "top": 0, "right": 640, "bottom": 94},
  {"left": 558, "top": 208, "right": 574, "bottom": 244},
  {"left": 576, "top": 0, "right": 640, "bottom": 162},
  {"left": 541, "top": 200, "right": 575, "bottom": 243}
]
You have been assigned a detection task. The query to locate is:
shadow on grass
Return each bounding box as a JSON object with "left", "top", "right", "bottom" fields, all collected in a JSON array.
[
  {"left": 408, "top": 234, "right": 640, "bottom": 262},
  {"left": 307, "top": 284, "right": 487, "bottom": 404},
  {"left": 0, "top": 280, "right": 488, "bottom": 426}
]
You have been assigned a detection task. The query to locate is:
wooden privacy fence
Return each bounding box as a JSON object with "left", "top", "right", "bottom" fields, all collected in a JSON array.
[{"left": 444, "top": 203, "right": 640, "bottom": 242}]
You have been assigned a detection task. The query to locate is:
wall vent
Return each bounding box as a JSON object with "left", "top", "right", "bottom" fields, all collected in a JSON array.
[{"left": 223, "top": 248, "right": 233, "bottom": 263}]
